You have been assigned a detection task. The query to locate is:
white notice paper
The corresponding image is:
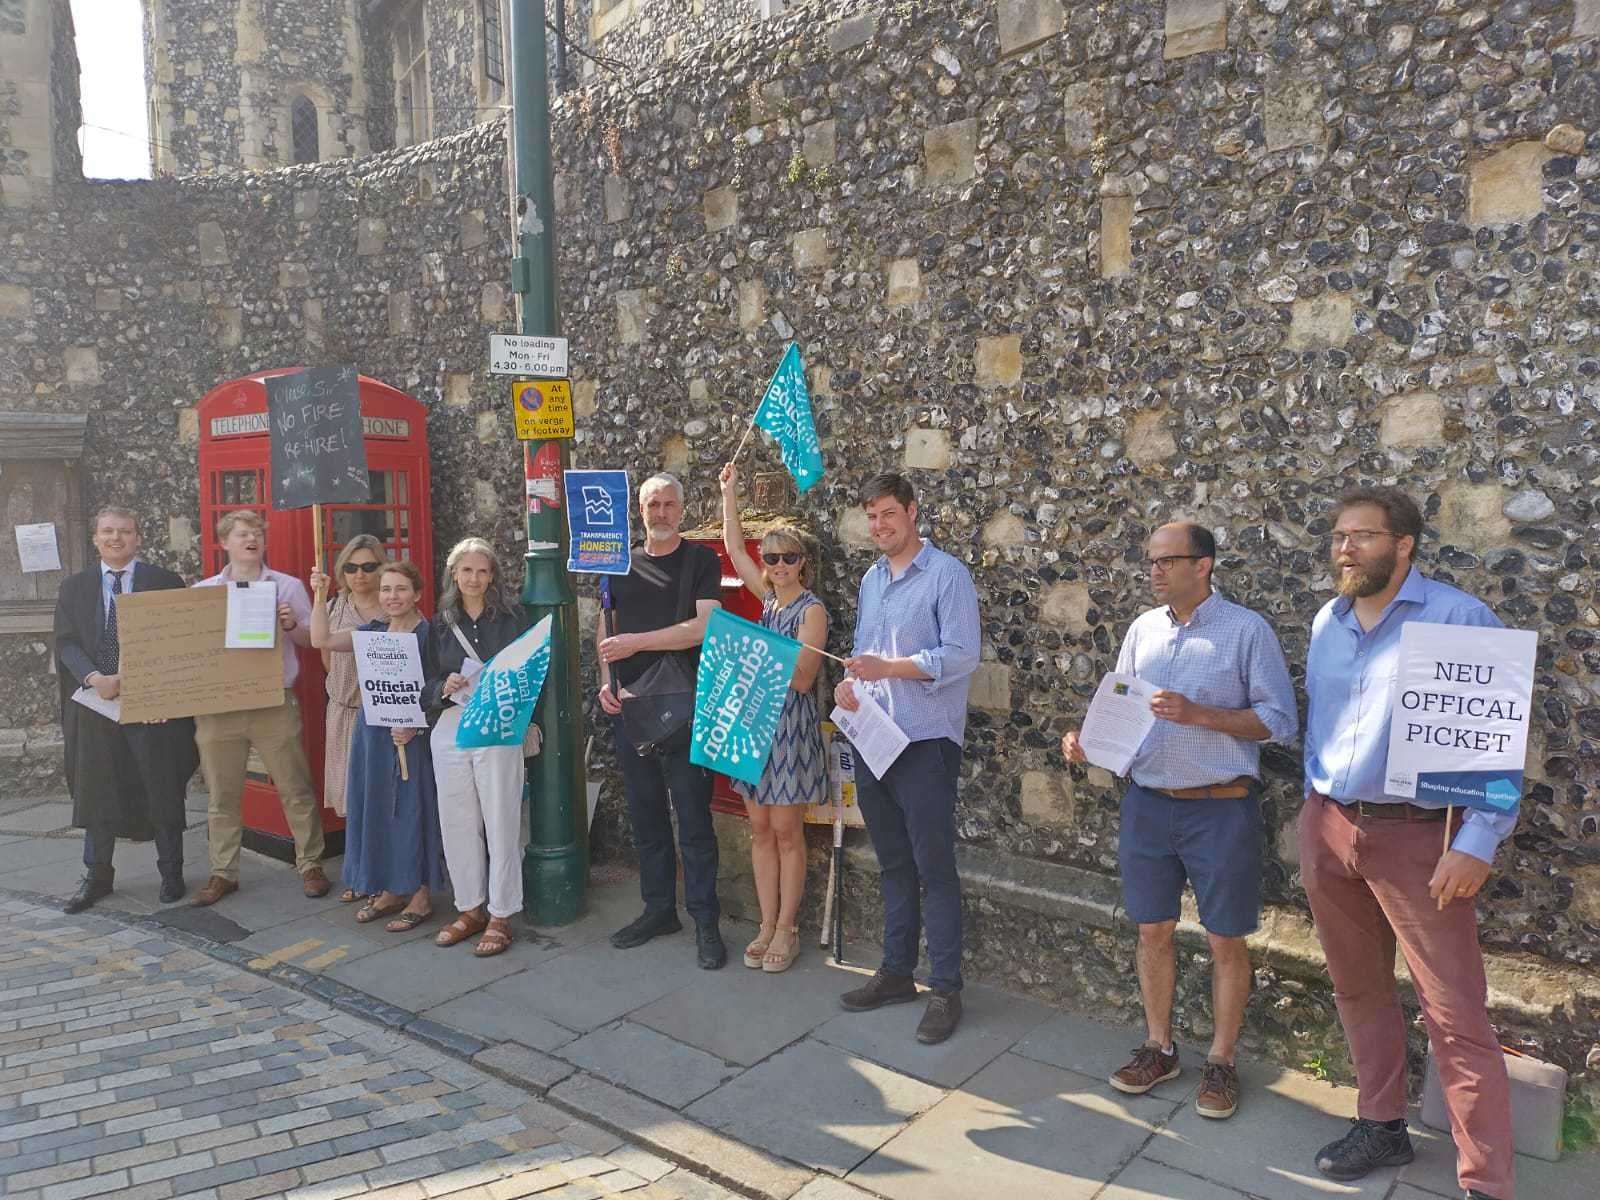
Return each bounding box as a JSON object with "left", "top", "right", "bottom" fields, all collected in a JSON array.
[
  {"left": 224, "top": 580, "right": 278, "bottom": 649},
  {"left": 351, "top": 630, "right": 428, "bottom": 728},
  {"left": 447, "top": 656, "right": 486, "bottom": 706},
  {"left": 1080, "top": 671, "right": 1159, "bottom": 777},
  {"left": 15, "top": 523, "right": 61, "bottom": 573},
  {"left": 71, "top": 686, "right": 122, "bottom": 723},
  {"left": 829, "top": 689, "right": 910, "bottom": 780}
]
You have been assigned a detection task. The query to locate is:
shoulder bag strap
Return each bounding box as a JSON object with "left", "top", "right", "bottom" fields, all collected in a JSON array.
[
  {"left": 676, "top": 546, "right": 700, "bottom": 625},
  {"left": 448, "top": 620, "right": 483, "bottom": 666}
]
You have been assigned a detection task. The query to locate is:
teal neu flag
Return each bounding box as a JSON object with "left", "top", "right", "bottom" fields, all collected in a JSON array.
[
  {"left": 690, "top": 608, "right": 804, "bottom": 786},
  {"left": 456, "top": 615, "right": 553, "bottom": 748},
  {"left": 752, "top": 343, "right": 824, "bottom": 493}
]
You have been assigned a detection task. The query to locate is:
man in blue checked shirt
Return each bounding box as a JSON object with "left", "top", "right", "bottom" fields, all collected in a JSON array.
[
  {"left": 834, "top": 472, "right": 981, "bottom": 1045},
  {"left": 1063, "top": 522, "right": 1297, "bottom": 1122},
  {"left": 1299, "top": 487, "right": 1514, "bottom": 1200}
]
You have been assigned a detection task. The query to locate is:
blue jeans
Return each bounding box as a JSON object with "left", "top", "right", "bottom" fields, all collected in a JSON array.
[
  {"left": 613, "top": 720, "right": 720, "bottom": 925},
  {"left": 854, "top": 737, "right": 964, "bottom": 993}
]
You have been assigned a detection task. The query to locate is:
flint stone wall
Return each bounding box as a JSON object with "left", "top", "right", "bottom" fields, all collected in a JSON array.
[{"left": 3, "top": 0, "right": 1599, "bottom": 1087}]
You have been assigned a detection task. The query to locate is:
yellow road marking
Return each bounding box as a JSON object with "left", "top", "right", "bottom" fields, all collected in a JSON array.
[
  {"left": 302, "top": 947, "right": 349, "bottom": 971},
  {"left": 247, "top": 937, "right": 325, "bottom": 970}
]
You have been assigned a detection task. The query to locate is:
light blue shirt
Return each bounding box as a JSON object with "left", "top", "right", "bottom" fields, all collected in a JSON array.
[
  {"left": 1115, "top": 591, "right": 1298, "bottom": 790},
  {"left": 1304, "top": 566, "right": 1512, "bottom": 863},
  {"left": 100, "top": 558, "right": 138, "bottom": 623},
  {"left": 851, "top": 540, "right": 981, "bottom": 745}
]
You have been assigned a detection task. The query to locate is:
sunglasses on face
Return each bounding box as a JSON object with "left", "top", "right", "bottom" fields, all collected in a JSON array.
[
  {"left": 762, "top": 552, "right": 803, "bottom": 566},
  {"left": 342, "top": 561, "right": 382, "bottom": 574}
]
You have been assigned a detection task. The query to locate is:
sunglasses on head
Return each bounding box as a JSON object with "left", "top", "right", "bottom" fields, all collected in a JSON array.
[
  {"left": 341, "top": 561, "right": 382, "bottom": 574},
  {"left": 762, "top": 552, "right": 803, "bottom": 566}
]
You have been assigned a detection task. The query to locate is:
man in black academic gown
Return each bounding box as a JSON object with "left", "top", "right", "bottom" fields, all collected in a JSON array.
[{"left": 54, "top": 506, "right": 198, "bottom": 911}]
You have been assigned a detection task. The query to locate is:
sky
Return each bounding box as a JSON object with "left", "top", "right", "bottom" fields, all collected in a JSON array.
[{"left": 73, "top": 0, "right": 152, "bottom": 180}]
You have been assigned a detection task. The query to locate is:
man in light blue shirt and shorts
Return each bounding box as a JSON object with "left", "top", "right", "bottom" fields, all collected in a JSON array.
[
  {"left": 835, "top": 472, "right": 981, "bottom": 1046},
  {"left": 1064, "top": 522, "right": 1296, "bottom": 1120}
]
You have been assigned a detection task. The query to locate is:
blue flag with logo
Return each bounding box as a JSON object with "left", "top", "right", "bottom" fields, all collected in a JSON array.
[
  {"left": 690, "top": 608, "right": 804, "bottom": 787},
  {"left": 752, "top": 343, "right": 824, "bottom": 493},
  {"left": 456, "top": 615, "right": 553, "bottom": 748}
]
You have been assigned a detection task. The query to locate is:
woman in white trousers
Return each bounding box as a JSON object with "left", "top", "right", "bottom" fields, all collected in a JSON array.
[{"left": 424, "top": 538, "right": 534, "bottom": 957}]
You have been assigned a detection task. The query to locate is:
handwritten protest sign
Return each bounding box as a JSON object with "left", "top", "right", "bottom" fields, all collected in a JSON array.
[
  {"left": 116, "top": 588, "right": 282, "bottom": 723},
  {"left": 1383, "top": 622, "right": 1537, "bottom": 813},
  {"left": 690, "top": 609, "right": 803, "bottom": 786},
  {"left": 266, "top": 366, "right": 371, "bottom": 509},
  {"left": 563, "top": 470, "right": 631, "bottom": 575}
]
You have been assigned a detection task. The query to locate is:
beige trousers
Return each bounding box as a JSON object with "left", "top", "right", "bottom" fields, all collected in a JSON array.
[{"left": 195, "top": 691, "right": 325, "bottom": 880}]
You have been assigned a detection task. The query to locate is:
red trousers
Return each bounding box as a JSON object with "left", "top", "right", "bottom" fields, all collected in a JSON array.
[{"left": 1299, "top": 795, "right": 1514, "bottom": 1199}]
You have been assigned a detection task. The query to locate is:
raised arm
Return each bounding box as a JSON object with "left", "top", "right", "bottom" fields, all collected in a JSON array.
[
  {"left": 308, "top": 571, "right": 355, "bottom": 652},
  {"left": 719, "top": 463, "right": 766, "bottom": 601}
]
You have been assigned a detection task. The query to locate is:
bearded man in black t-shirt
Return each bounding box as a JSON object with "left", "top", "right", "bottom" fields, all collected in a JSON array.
[{"left": 597, "top": 472, "right": 727, "bottom": 968}]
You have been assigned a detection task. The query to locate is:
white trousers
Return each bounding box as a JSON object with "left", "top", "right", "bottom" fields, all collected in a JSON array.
[{"left": 432, "top": 707, "right": 526, "bottom": 918}]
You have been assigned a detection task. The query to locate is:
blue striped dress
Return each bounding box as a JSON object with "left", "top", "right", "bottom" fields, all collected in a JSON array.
[{"left": 733, "top": 591, "right": 827, "bottom": 807}]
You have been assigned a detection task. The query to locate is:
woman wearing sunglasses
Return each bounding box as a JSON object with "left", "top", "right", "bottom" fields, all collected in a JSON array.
[
  {"left": 319, "top": 538, "right": 387, "bottom": 904},
  {"left": 719, "top": 463, "right": 829, "bottom": 973}
]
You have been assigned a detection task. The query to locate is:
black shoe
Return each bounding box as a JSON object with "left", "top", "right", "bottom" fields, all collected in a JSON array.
[
  {"left": 610, "top": 907, "right": 682, "bottom": 949},
  {"left": 916, "top": 990, "right": 962, "bottom": 1044},
  {"left": 695, "top": 922, "right": 727, "bottom": 970},
  {"left": 159, "top": 872, "right": 186, "bottom": 904},
  {"left": 1314, "top": 1118, "right": 1414, "bottom": 1181},
  {"left": 839, "top": 969, "right": 919, "bottom": 1012},
  {"left": 63, "top": 871, "right": 113, "bottom": 915}
]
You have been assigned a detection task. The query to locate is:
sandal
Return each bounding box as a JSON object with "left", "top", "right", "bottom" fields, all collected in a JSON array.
[
  {"left": 436, "top": 910, "right": 489, "bottom": 947},
  {"left": 385, "top": 909, "right": 432, "bottom": 933},
  {"left": 474, "top": 918, "right": 513, "bottom": 957},
  {"left": 743, "top": 922, "right": 777, "bottom": 970},
  {"left": 762, "top": 925, "right": 801, "bottom": 974},
  {"left": 355, "top": 896, "right": 405, "bottom": 924},
  {"left": 339, "top": 888, "right": 366, "bottom": 904}
]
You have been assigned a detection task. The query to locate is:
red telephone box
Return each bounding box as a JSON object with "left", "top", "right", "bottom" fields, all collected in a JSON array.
[
  {"left": 685, "top": 536, "right": 765, "bottom": 817},
  {"left": 197, "top": 370, "right": 434, "bottom": 859}
]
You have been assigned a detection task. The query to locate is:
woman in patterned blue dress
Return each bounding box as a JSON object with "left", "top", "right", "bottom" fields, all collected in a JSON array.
[{"left": 720, "top": 464, "right": 828, "bottom": 973}]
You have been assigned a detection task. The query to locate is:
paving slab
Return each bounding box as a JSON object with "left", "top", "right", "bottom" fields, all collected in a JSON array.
[
  {"left": 310, "top": 899, "right": 448, "bottom": 949},
  {"left": 630, "top": 947, "right": 852, "bottom": 1066},
  {"left": 0, "top": 834, "right": 87, "bottom": 875},
  {"left": 811, "top": 983, "right": 1052, "bottom": 1089},
  {"left": 1013, "top": 1010, "right": 1200, "bottom": 1102},
  {"left": 685, "top": 1039, "right": 944, "bottom": 1176},
  {"left": 423, "top": 989, "right": 579, "bottom": 1054},
  {"left": 1138, "top": 1060, "right": 1393, "bottom": 1199},
  {"left": 484, "top": 932, "right": 710, "bottom": 1033},
  {"left": 325, "top": 934, "right": 532, "bottom": 1011},
  {"left": 0, "top": 801, "right": 75, "bottom": 834},
  {"left": 525, "top": 879, "right": 642, "bottom": 948},
  {"left": 850, "top": 1050, "right": 1178, "bottom": 1200},
  {"left": 1395, "top": 1124, "right": 1600, "bottom": 1200},
  {"left": 1100, "top": 1158, "right": 1254, "bottom": 1199},
  {"left": 559, "top": 1021, "right": 741, "bottom": 1109}
]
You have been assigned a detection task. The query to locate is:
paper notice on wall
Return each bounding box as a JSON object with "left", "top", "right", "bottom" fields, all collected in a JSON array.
[
  {"left": 224, "top": 580, "right": 279, "bottom": 649},
  {"left": 15, "top": 523, "right": 61, "bottom": 573}
]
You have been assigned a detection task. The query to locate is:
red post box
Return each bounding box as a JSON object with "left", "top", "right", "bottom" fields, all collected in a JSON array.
[{"left": 196, "top": 370, "right": 434, "bottom": 859}]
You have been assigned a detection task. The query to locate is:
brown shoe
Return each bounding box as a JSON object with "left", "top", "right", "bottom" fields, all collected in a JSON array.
[
  {"left": 1109, "top": 1043, "right": 1180, "bottom": 1094},
  {"left": 301, "top": 867, "right": 332, "bottom": 898},
  {"left": 190, "top": 876, "right": 238, "bottom": 907},
  {"left": 1196, "top": 1059, "right": 1240, "bottom": 1119}
]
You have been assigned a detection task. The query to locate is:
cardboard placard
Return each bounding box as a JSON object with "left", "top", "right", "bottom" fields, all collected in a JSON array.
[
  {"left": 266, "top": 365, "right": 371, "bottom": 509},
  {"left": 116, "top": 588, "right": 283, "bottom": 723}
]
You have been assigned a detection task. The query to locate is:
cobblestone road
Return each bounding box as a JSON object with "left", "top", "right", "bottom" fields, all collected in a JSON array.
[{"left": 0, "top": 897, "right": 724, "bottom": 1200}]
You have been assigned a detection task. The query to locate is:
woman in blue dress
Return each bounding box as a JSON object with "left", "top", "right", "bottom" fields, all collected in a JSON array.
[
  {"left": 719, "top": 463, "right": 828, "bottom": 973},
  {"left": 310, "top": 559, "right": 445, "bottom": 932}
]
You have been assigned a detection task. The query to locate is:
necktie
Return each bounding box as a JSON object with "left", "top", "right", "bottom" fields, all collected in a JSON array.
[{"left": 98, "top": 570, "right": 125, "bottom": 675}]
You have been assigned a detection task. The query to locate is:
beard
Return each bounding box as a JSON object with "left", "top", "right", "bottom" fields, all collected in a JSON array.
[{"left": 1334, "top": 548, "right": 1397, "bottom": 599}]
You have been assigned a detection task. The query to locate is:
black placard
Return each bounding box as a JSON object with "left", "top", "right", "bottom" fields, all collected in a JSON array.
[{"left": 265, "top": 366, "right": 371, "bottom": 510}]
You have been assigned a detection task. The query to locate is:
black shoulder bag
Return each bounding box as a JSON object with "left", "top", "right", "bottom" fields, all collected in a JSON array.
[{"left": 612, "top": 549, "right": 700, "bottom": 757}]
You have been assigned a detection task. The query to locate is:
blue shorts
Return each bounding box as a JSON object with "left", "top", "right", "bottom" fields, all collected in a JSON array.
[{"left": 1118, "top": 782, "right": 1263, "bottom": 937}]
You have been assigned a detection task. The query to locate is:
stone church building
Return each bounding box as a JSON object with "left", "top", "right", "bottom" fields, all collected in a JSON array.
[{"left": 3, "top": 0, "right": 1599, "bottom": 1091}]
